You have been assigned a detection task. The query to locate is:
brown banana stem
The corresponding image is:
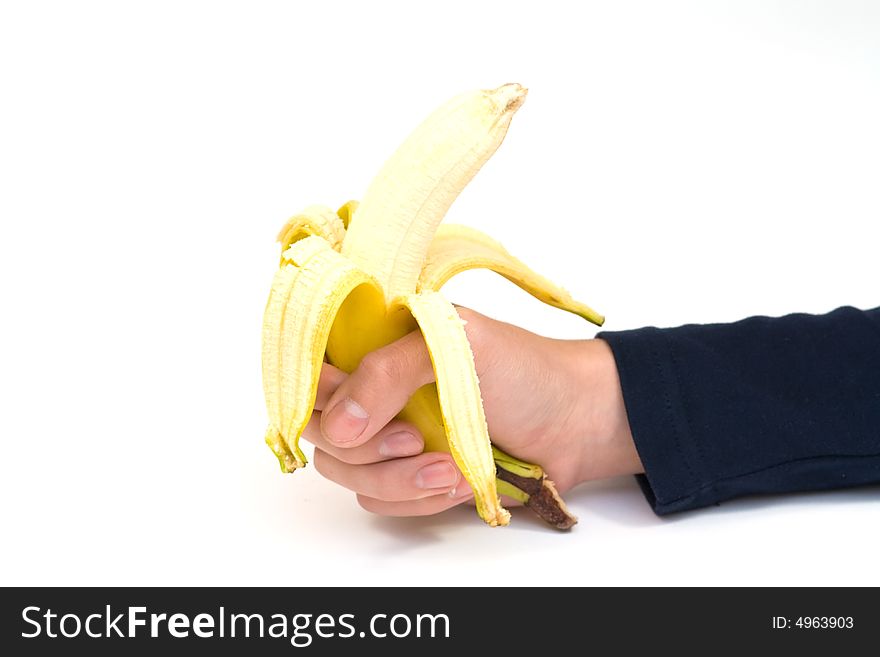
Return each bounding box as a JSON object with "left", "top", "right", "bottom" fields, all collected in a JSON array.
[{"left": 495, "top": 467, "right": 578, "bottom": 530}]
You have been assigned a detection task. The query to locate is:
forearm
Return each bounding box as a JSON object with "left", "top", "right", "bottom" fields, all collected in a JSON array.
[{"left": 599, "top": 306, "right": 880, "bottom": 514}]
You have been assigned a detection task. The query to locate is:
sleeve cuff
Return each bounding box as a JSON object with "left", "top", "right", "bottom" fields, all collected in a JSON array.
[{"left": 598, "top": 327, "right": 715, "bottom": 515}]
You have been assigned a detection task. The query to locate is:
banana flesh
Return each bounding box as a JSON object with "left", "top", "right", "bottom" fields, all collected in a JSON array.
[{"left": 260, "top": 83, "right": 603, "bottom": 529}]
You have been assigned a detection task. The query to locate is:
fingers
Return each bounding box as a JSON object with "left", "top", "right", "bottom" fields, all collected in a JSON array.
[
  {"left": 320, "top": 331, "right": 435, "bottom": 448},
  {"left": 304, "top": 415, "right": 424, "bottom": 465},
  {"left": 314, "top": 363, "right": 347, "bottom": 411},
  {"left": 356, "top": 488, "right": 475, "bottom": 517},
  {"left": 307, "top": 354, "right": 430, "bottom": 464},
  {"left": 308, "top": 337, "right": 483, "bottom": 518},
  {"left": 313, "top": 449, "right": 470, "bottom": 502}
]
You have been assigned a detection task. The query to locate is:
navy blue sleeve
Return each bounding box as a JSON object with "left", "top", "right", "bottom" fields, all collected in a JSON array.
[{"left": 598, "top": 306, "right": 880, "bottom": 515}]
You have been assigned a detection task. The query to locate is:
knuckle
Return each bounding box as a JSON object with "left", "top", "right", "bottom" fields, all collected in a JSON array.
[
  {"left": 457, "top": 307, "right": 484, "bottom": 351},
  {"left": 359, "top": 347, "right": 403, "bottom": 383},
  {"left": 454, "top": 305, "right": 477, "bottom": 323}
]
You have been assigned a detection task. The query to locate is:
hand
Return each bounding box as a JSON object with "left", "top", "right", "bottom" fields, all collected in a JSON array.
[{"left": 304, "top": 306, "right": 643, "bottom": 517}]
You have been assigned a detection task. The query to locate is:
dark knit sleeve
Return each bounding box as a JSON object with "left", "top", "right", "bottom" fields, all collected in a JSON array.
[{"left": 598, "top": 306, "right": 880, "bottom": 515}]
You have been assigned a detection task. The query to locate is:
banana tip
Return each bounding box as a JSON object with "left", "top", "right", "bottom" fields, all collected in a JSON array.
[{"left": 492, "top": 82, "right": 528, "bottom": 112}]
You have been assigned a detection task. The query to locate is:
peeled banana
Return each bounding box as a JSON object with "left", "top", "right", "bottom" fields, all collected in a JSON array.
[{"left": 261, "top": 83, "right": 603, "bottom": 528}]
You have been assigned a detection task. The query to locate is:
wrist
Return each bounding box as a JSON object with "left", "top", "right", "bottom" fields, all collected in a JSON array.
[{"left": 567, "top": 338, "right": 642, "bottom": 483}]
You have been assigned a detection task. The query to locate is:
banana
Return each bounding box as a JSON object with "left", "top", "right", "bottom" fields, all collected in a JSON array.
[
  {"left": 261, "top": 83, "right": 603, "bottom": 528},
  {"left": 342, "top": 84, "right": 527, "bottom": 301}
]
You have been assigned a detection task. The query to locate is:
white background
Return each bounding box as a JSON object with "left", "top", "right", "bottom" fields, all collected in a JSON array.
[{"left": 1, "top": 1, "right": 878, "bottom": 586}]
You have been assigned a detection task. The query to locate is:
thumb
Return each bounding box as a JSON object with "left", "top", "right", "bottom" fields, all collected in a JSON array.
[{"left": 321, "top": 330, "right": 435, "bottom": 448}]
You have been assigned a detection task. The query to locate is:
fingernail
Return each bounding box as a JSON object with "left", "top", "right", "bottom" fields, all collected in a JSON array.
[
  {"left": 322, "top": 397, "right": 369, "bottom": 444},
  {"left": 378, "top": 431, "right": 423, "bottom": 458},
  {"left": 449, "top": 480, "right": 473, "bottom": 499},
  {"left": 414, "top": 461, "right": 459, "bottom": 490}
]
